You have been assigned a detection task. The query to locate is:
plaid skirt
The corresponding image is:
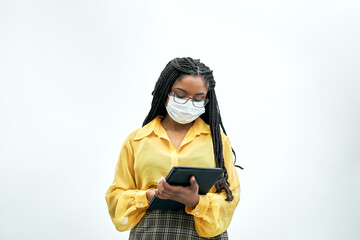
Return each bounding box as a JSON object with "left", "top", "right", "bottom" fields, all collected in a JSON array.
[{"left": 129, "top": 209, "right": 228, "bottom": 240}]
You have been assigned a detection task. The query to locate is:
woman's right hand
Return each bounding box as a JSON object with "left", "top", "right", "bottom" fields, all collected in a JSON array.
[
  {"left": 146, "top": 189, "right": 156, "bottom": 202},
  {"left": 156, "top": 176, "right": 199, "bottom": 208}
]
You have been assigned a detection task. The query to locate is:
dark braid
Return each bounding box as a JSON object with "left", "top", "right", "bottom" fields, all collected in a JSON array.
[{"left": 143, "top": 57, "right": 242, "bottom": 201}]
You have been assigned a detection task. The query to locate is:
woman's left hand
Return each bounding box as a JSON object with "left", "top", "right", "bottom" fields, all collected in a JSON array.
[{"left": 155, "top": 176, "right": 199, "bottom": 208}]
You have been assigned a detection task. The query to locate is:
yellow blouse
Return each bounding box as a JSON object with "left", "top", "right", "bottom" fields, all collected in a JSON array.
[{"left": 105, "top": 116, "right": 240, "bottom": 237}]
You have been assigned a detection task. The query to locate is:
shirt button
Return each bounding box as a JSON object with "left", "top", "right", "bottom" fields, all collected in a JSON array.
[
  {"left": 195, "top": 211, "right": 200, "bottom": 215},
  {"left": 140, "top": 203, "right": 144, "bottom": 207}
]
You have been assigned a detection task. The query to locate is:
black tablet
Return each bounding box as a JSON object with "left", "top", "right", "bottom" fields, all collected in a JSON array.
[{"left": 148, "top": 166, "right": 224, "bottom": 210}]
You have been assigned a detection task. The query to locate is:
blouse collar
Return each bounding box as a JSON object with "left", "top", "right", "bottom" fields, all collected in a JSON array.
[{"left": 133, "top": 115, "right": 210, "bottom": 141}]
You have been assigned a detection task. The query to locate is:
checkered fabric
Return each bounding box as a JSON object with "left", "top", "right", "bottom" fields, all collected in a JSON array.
[{"left": 129, "top": 209, "right": 228, "bottom": 240}]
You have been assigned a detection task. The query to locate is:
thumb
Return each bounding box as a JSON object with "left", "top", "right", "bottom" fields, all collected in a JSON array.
[{"left": 190, "top": 176, "right": 198, "bottom": 188}]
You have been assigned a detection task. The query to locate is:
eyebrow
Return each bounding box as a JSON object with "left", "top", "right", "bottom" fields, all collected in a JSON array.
[{"left": 174, "top": 88, "right": 206, "bottom": 96}]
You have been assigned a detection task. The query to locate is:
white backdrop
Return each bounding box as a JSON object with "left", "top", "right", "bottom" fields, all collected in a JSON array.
[{"left": 1, "top": 0, "right": 359, "bottom": 239}]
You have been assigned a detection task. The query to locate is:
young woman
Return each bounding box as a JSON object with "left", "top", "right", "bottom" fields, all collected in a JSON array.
[{"left": 105, "top": 57, "right": 241, "bottom": 239}]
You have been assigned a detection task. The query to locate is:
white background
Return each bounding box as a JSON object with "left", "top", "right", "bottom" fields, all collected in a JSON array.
[{"left": 1, "top": 0, "right": 359, "bottom": 239}]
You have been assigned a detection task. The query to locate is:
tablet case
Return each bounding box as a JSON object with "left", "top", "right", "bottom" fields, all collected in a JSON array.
[{"left": 148, "top": 166, "right": 224, "bottom": 210}]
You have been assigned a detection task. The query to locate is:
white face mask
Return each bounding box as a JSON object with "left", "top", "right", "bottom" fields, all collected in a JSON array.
[{"left": 165, "top": 95, "right": 205, "bottom": 124}]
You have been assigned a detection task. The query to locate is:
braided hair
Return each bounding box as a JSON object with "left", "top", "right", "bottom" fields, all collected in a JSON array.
[{"left": 143, "top": 57, "right": 241, "bottom": 201}]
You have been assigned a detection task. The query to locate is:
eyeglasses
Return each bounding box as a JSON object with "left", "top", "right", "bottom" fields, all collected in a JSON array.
[{"left": 169, "top": 90, "right": 209, "bottom": 108}]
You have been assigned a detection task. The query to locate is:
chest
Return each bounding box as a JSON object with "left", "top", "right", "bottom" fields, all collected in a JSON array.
[
  {"left": 166, "top": 129, "right": 188, "bottom": 150},
  {"left": 132, "top": 134, "right": 215, "bottom": 189},
  {"left": 133, "top": 135, "right": 215, "bottom": 172}
]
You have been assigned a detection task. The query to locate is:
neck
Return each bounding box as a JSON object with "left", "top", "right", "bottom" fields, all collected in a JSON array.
[{"left": 161, "top": 115, "right": 194, "bottom": 132}]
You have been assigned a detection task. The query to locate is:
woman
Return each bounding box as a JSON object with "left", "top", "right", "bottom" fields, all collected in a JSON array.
[{"left": 105, "top": 57, "right": 240, "bottom": 239}]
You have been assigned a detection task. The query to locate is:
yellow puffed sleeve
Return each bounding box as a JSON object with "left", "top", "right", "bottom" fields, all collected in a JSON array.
[
  {"left": 105, "top": 132, "right": 148, "bottom": 231},
  {"left": 185, "top": 133, "right": 240, "bottom": 237}
]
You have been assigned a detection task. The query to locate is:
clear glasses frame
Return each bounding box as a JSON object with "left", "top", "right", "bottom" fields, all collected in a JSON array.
[{"left": 170, "top": 90, "right": 209, "bottom": 108}]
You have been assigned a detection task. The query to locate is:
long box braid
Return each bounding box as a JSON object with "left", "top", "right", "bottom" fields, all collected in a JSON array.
[{"left": 143, "top": 57, "right": 241, "bottom": 201}]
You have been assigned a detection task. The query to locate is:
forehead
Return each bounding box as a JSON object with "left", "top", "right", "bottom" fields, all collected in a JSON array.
[{"left": 171, "top": 75, "right": 208, "bottom": 93}]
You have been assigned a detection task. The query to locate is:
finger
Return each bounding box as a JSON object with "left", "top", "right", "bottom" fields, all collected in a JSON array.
[
  {"left": 190, "top": 176, "right": 198, "bottom": 186},
  {"left": 146, "top": 190, "right": 154, "bottom": 201},
  {"left": 156, "top": 189, "right": 165, "bottom": 197},
  {"left": 190, "top": 176, "right": 199, "bottom": 191},
  {"left": 164, "top": 183, "right": 181, "bottom": 195},
  {"left": 162, "top": 179, "right": 172, "bottom": 190},
  {"left": 157, "top": 177, "right": 165, "bottom": 190},
  {"left": 158, "top": 177, "right": 164, "bottom": 185},
  {"left": 157, "top": 182, "right": 164, "bottom": 194},
  {"left": 157, "top": 184, "right": 170, "bottom": 196},
  {"left": 155, "top": 189, "right": 163, "bottom": 198},
  {"left": 162, "top": 179, "right": 179, "bottom": 194},
  {"left": 155, "top": 189, "right": 171, "bottom": 199}
]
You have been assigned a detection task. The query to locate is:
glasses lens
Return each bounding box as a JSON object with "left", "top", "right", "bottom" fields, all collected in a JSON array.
[
  {"left": 193, "top": 100, "right": 205, "bottom": 108},
  {"left": 173, "top": 96, "right": 187, "bottom": 104}
]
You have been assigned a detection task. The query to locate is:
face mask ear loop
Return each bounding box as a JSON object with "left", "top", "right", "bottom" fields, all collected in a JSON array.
[{"left": 166, "top": 93, "right": 172, "bottom": 107}]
